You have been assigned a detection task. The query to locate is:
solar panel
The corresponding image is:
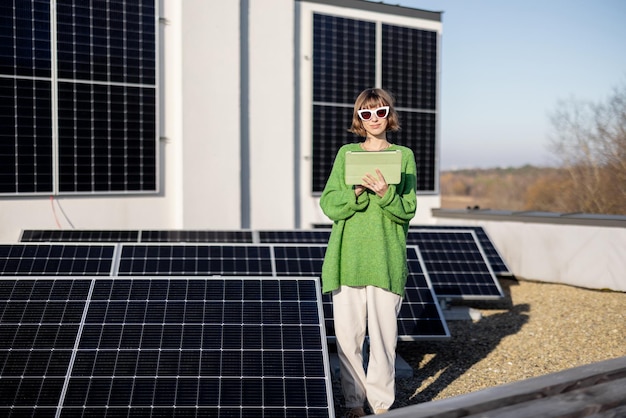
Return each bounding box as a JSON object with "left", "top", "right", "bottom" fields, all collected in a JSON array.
[
  {"left": 259, "top": 230, "right": 331, "bottom": 244},
  {"left": 410, "top": 225, "right": 512, "bottom": 275},
  {"left": 0, "top": 276, "right": 334, "bottom": 416},
  {"left": 19, "top": 230, "right": 255, "bottom": 244},
  {"left": 402, "top": 246, "right": 450, "bottom": 339},
  {"left": 0, "top": 244, "right": 116, "bottom": 276},
  {"left": 55, "top": 1, "right": 158, "bottom": 193},
  {"left": 0, "top": 1, "right": 157, "bottom": 195},
  {"left": 102, "top": 242, "right": 449, "bottom": 341},
  {"left": 140, "top": 230, "right": 254, "bottom": 243},
  {"left": 0, "top": 3, "right": 53, "bottom": 194},
  {"left": 272, "top": 244, "right": 449, "bottom": 341},
  {"left": 407, "top": 230, "right": 504, "bottom": 300},
  {"left": 20, "top": 229, "right": 140, "bottom": 242},
  {"left": 116, "top": 244, "right": 274, "bottom": 276},
  {"left": 311, "top": 12, "right": 439, "bottom": 193},
  {"left": 0, "top": 278, "right": 92, "bottom": 413}
]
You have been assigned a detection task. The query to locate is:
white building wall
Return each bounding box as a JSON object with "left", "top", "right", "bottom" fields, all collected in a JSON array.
[
  {"left": 178, "top": 0, "right": 242, "bottom": 228},
  {"left": 248, "top": 0, "right": 296, "bottom": 229},
  {"left": 0, "top": 0, "right": 443, "bottom": 242},
  {"left": 433, "top": 216, "right": 626, "bottom": 292}
]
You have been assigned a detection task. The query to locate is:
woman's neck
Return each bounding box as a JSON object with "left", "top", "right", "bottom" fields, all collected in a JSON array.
[{"left": 361, "top": 136, "right": 390, "bottom": 151}]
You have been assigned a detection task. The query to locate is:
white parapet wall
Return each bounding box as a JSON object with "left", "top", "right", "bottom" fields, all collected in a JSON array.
[{"left": 432, "top": 209, "right": 626, "bottom": 292}]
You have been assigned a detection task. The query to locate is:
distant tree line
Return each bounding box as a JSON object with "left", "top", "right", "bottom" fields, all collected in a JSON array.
[{"left": 441, "top": 79, "right": 626, "bottom": 216}]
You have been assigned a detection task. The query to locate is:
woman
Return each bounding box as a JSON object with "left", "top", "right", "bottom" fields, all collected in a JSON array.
[{"left": 320, "top": 88, "right": 417, "bottom": 416}]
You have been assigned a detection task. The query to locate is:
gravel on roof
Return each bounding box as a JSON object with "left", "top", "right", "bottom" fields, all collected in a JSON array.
[{"left": 331, "top": 278, "right": 626, "bottom": 415}]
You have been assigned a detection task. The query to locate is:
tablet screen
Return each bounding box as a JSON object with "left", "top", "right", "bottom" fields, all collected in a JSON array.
[{"left": 344, "top": 150, "right": 402, "bottom": 185}]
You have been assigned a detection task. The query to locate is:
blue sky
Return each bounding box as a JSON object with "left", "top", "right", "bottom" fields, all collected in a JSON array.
[{"left": 374, "top": 0, "right": 626, "bottom": 169}]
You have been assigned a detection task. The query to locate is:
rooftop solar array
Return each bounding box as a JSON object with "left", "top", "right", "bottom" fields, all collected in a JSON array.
[
  {"left": 20, "top": 228, "right": 508, "bottom": 272},
  {"left": 2, "top": 242, "right": 449, "bottom": 341},
  {"left": 3, "top": 230, "right": 498, "bottom": 414},
  {"left": 407, "top": 230, "right": 504, "bottom": 300},
  {"left": 18, "top": 228, "right": 508, "bottom": 299},
  {"left": 0, "top": 276, "right": 334, "bottom": 416}
]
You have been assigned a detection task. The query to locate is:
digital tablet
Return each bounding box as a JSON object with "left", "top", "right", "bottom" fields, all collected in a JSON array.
[{"left": 344, "top": 150, "right": 402, "bottom": 185}]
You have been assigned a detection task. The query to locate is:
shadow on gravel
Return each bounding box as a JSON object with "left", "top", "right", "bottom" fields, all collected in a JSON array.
[{"left": 395, "top": 278, "right": 530, "bottom": 405}]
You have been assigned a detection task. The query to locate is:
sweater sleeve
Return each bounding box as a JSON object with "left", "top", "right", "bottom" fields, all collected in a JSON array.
[
  {"left": 320, "top": 146, "right": 369, "bottom": 221},
  {"left": 374, "top": 147, "right": 417, "bottom": 224}
]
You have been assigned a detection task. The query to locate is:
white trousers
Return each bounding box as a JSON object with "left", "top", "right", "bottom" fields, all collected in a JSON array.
[{"left": 332, "top": 285, "right": 403, "bottom": 412}]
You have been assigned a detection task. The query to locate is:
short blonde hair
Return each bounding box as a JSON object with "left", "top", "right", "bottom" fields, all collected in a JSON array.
[{"left": 349, "top": 88, "right": 401, "bottom": 137}]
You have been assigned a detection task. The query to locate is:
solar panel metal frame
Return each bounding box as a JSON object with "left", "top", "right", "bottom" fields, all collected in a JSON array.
[
  {"left": 0, "top": 276, "right": 335, "bottom": 416},
  {"left": 407, "top": 229, "right": 504, "bottom": 300},
  {"left": 410, "top": 225, "right": 512, "bottom": 275}
]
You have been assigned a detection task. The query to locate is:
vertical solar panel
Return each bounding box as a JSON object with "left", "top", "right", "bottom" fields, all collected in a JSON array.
[
  {"left": 310, "top": 13, "right": 439, "bottom": 193},
  {"left": 312, "top": 101, "right": 360, "bottom": 196},
  {"left": 410, "top": 225, "right": 512, "bottom": 275},
  {"left": 0, "top": 277, "right": 334, "bottom": 416},
  {"left": 0, "top": 0, "right": 51, "bottom": 78},
  {"left": 20, "top": 229, "right": 140, "bottom": 242},
  {"left": 116, "top": 244, "right": 274, "bottom": 276},
  {"left": 0, "top": 0, "right": 158, "bottom": 196},
  {"left": 394, "top": 111, "right": 437, "bottom": 191},
  {"left": 55, "top": 1, "right": 157, "bottom": 193},
  {"left": 382, "top": 24, "right": 438, "bottom": 110},
  {"left": 0, "top": 244, "right": 116, "bottom": 275},
  {"left": 272, "top": 244, "right": 449, "bottom": 340},
  {"left": 312, "top": 13, "right": 375, "bottom": 105},
  {"left": 0, "top": 77, "right": 54, "bottom": 194},
  {"left": 407, "top": 230, "right": 504, "bottom": 299},
  {"left": 311, "top": 13, "right": 376, "bottom": 194},
  {"left": 56, "top": 82, "right": 157, "bottom": 192},
  {"left": 56, "top": 1, "right": 156, "bottom": 85},
  {"left": 383, "top": 24, "right": 438, "bottom": 192}
]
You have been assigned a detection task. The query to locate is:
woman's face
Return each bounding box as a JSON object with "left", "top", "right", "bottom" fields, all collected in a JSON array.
[{"left": 358, "top": 104, "right": 389, "bottom": 137}]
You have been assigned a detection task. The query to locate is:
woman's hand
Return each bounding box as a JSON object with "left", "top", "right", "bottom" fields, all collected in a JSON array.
[{"left": 363, "top": 169, "right": 388, "bottom": 197}]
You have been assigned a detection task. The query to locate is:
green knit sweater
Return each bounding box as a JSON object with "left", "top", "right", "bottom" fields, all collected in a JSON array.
[{"left": 320, "top": 143, "right": 417, "bottom": 296}]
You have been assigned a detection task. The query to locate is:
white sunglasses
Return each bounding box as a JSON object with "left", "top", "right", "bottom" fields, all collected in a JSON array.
[{"left": 357, "top": 106, "right": 390, "bottom": 121}]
